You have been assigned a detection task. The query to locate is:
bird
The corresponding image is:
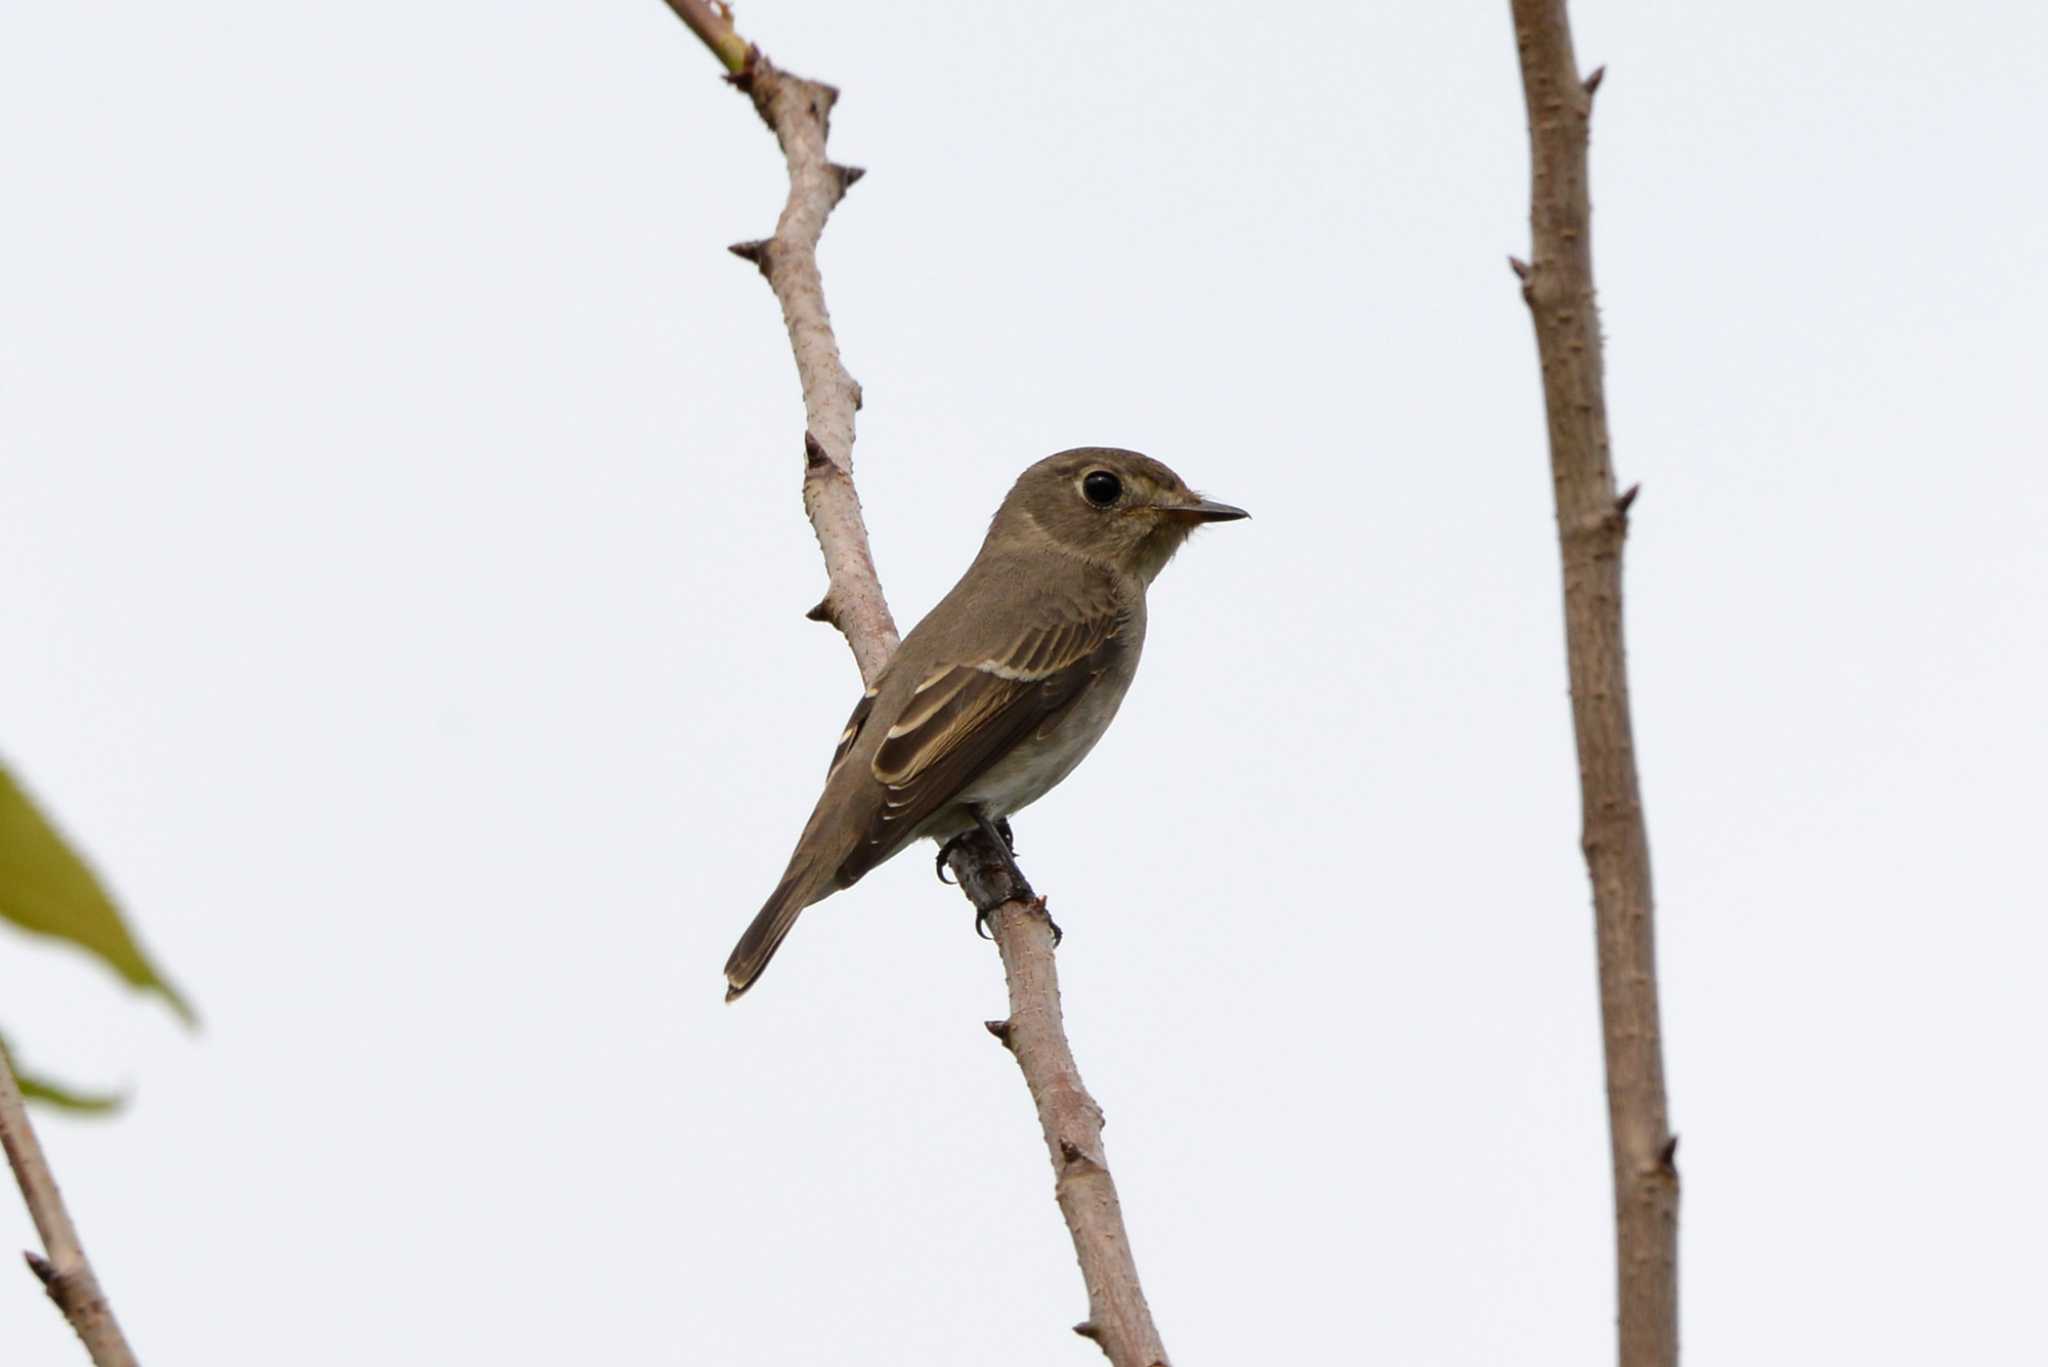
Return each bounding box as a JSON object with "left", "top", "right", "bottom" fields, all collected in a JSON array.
[{"left": 723, "top": 447, "right": 1247, "bottom": 1000}]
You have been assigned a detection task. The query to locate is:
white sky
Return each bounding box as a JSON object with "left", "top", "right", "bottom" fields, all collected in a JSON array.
[{"left": 3, "top": 1, "right": 2044, "bottom": 1362}]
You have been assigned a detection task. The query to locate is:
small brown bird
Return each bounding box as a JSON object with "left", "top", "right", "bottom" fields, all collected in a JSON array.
[{"left": 723, "top": 447, "right": 1246, "bottom": 1000}]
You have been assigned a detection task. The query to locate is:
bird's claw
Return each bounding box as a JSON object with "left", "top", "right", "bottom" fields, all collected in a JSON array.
[
  {"left": 978, "top": 897, "right": 1060, "bottom": 946},
  {"left": 934, "top": 829, "right": 975, "bottom": 885}
]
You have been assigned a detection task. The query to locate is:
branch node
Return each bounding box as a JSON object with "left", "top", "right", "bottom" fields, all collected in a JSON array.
[
  {"left": 1583, "top": 64, "right": 1607, "bottom": 96},
  {"left": 1057, "top": 1136, "right": 1105, "bottom": 1174},
  {"left": 721, "top": 38, "right": 761, "bottom": 93}
]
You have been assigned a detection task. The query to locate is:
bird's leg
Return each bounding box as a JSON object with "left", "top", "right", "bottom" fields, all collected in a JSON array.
[{"left": 971, "top": 808, "right": 1032, "bottom": 899}]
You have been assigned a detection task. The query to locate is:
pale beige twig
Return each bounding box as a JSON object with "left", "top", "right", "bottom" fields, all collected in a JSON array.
[
  {"left": 1507, "top": 4, "right": 1680, "bottom": 1364},
  {"left": 671, "top": 0, "right": 899, "bottom": 683},
  {"left": 0, "top": 1050, "right": 139, "bottom": 1366},
  {"left": 665, "top": 8, "right": 1167, "bottom": 1361},
  {"left": 947, "top": 841, "right": 1169, "bottom": 1367}
]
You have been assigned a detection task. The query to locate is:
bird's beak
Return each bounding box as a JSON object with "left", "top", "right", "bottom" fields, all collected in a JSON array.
[{"left": 1156, "top": 498, "right": 1250, "bottom": 524}]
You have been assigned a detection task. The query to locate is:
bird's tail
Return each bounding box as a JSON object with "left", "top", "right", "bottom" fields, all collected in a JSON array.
[{"left": 724, "top": 858, "right": 829, "bottom": 1002}]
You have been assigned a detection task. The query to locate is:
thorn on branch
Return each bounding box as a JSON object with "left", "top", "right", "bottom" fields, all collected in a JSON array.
[
  {"left": 806, "top": 595, "right": 836, "bottom": 624},
  {"left": 833, "top": 163, "right": 866, "bottom": 190},
  {"left": 985, "top": 1019, "right": 1013, "bottom": 1045},
  {"left": 1658, "top": 1134, "right": 1680, "bottom": 1171},
  {"left": 803, "top": 431, "right": 832, "bottom": 469},
  {"left": 1073, "top": 1322, "right": 1103, "bottom": 1343},
  {"left": 727, "top": 238, "right": 773, "bottom": 274},
  {"left": 1583, "top": 65, "right": 1607, "bottom": 96},
  {"left": 1616, "top": 482, "right": 1641, "bottom": 515},
  {"left": 1509, "top": 256, "right": 1536, "bottom": 306},
  {"left": 24, "top": 1251, "right": 54, "bottom": 1287},
  {"left": 850, "top": 381, "right": 864, "bottom": 412}
]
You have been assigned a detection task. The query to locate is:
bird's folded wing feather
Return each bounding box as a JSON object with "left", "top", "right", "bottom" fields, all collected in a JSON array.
[{"left": 830, "top": 607, "right": 1123, "bottom": 886}]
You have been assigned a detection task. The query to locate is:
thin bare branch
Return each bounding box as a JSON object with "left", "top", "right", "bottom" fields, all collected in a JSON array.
[
  {"left": 1507, "top": 4, "right": 1679, "bottom": 1364},
  {"left": 0, "top": 1050, "right": 139, "bottom": 1366},
  {"left": 659, "top": 0, "right": 751, "bottom": 76},
  {"left": 668, "top": 3, "right": 899, "bottom": 683},
  {"left": 946, "top": 838, "right": 1170, "bottom": 1367},
  {"left": 666, "top": 10, "right": 1166, "bottom": 1361}
]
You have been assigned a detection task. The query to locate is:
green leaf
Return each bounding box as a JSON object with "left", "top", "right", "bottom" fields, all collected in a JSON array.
[
  {"left": 0, "top": 1032, "right": 127, "bottom": 1114},
  {"left": 0, "top": 762, "right": 195, "bottom": 1026},
  {"left": 18, "top": 1075, "right": 125, "bottom": 1112}
]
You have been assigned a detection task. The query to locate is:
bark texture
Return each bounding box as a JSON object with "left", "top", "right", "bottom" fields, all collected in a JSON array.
[
  {"left": 1507, "top": 4, "right": 1679, "bottom": 1365},
  {"left": 667, "top": 7, "right": 1167, "bottom": 1361},
  {"left": 0, "top": 1052, "right": 139, "bottom": 1366}
]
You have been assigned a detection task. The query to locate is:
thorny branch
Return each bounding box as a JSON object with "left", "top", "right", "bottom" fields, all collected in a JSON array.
[
  {"left": 665, "top": 0, "right": 898, "bottom": 684},
  {"left": 0, "top": 1049, "right": 139, "bottom": 1366},
  {"left": 1508, "top": 4, "right": 1680, "bottom": 1364},
  {"left": 665, "top": 5, "right": 1168, "bottom": 1363}
]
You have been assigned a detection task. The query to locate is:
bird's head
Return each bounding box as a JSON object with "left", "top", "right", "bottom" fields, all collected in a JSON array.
[{"left": 991, "top": 447, "right": 1248, "bottom": 583}]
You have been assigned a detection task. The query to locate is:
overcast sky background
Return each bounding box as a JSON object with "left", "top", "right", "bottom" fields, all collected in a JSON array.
[{"left": 4, "top": 1, "right": 2044, "bottom": 1362}]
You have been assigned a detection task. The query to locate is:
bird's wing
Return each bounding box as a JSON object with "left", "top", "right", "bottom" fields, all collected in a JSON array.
[
  {"left": 825, "top": 687, "right": 879, "bottom": 779},
  {"left": 831, "top": 605, "right": 1125, "bottom": 886}
]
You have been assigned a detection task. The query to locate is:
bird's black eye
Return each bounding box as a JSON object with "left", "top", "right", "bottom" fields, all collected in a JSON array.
[{"left": 1081, "top": 471, "right": 1122, "bottom": 506}]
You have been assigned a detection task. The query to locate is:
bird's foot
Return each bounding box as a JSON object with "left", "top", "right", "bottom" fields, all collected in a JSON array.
[
  {"left": 946, "top": 810, "right": 1050, "bottom": 944},
  {"left": 938, "top": 811, "right": 1028, "bottom": 892}
]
